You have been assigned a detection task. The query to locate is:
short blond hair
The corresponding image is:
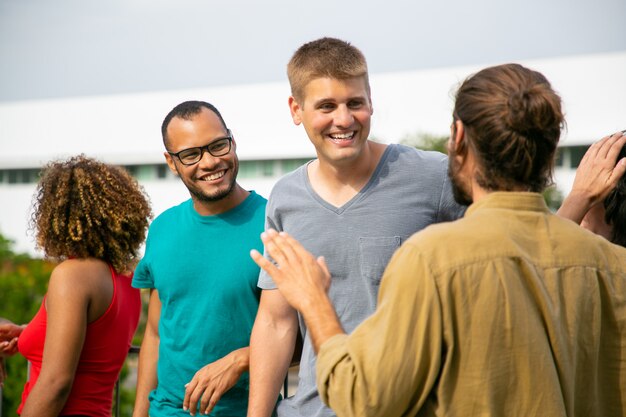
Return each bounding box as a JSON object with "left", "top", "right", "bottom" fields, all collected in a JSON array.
[{"left": 287, "top": 37, "right": 370, "bottom": 103}]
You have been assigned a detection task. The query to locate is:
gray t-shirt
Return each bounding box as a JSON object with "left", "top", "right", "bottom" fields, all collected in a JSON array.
[{"left": 258, "top": 143, "right": 465, "bottom": 417}]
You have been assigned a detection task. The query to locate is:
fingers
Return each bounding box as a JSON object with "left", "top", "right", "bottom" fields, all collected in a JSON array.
[
  {"left": 612, "top": 155, "right": 626, "bottom": 184},
  {"left": 0, "top": 337, "right": 18, "bottom": 355},
  {"left": 279, "top": 232, "right": 316, "bottom": 260},
  {"left": 598, "top": 131, "right": 626, "bottom": 158},
  {"left": 602, "top": 132, "right": 626, "bottom": 190},
  {"left": 183, "top": 379, "right": 198, "bottom": 414},
  {"left": 317, "top": 256, "right": 329, "bottom": 275},
  {"left": 581, "top": 131, "right": 626, "bottom": 166},
  {"left": 317, "top": 256, "right": 332, "bottom": 292},
  {"left": 201, "top": 389, "right": 223, "bottom": 415},
  {"left": 250, "top": 249, "right": 280, "bottom": 278},
  {"left": 261, "top": 229, "right": 314, "bottom": 267},
  {"left": 260, "top": 230, "right": 293, "bottom": 267}
]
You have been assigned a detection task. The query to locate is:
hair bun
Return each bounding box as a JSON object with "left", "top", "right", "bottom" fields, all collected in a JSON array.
[{"left": 506, "top": 85, "right": 559, "bottom": 136}]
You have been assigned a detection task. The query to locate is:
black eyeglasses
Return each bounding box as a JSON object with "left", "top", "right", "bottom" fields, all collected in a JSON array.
[{"left": 168, "top": 130, "right": 233, "bottom": 166}]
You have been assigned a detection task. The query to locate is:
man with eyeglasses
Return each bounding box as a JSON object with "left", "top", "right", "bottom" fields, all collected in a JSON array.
[{"left": 132, "top": 101, "right": 267, "bottom": 417}]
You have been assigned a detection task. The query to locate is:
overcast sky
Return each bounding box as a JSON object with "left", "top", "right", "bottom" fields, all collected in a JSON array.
[{"left": 1, "top": 0, "right": 625, "bottom": 103}]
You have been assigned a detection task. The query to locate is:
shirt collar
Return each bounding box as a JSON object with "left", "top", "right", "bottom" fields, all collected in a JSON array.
[{"left": 464, "top": 192, "right": 550, "bottom": 218}]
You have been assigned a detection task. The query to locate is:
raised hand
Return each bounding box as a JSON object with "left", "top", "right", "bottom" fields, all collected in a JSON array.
[
  {"left": 558, "top": 131, "right": 626, "bottom": 223},
  {"left": 250, "top": 229, "right": 331, "bottom": 312}
]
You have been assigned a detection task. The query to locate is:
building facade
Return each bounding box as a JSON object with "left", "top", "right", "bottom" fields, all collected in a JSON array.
[{"left": 1, "top": 51, "right": 625, "bottom": 254}]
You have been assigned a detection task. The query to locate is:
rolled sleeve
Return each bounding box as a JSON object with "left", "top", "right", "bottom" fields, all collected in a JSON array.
[{"left": 314, "top": 242, "right": 444, "bottom": 417}]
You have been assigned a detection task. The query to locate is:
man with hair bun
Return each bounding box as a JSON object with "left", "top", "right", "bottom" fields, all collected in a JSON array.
[{"left": 252, "top": 63, "right": 626, "bottom": 416}]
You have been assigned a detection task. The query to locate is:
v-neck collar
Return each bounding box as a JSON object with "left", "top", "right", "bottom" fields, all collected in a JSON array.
[{"left": 302, "top": 145, "right": 394, "bottom": 215}]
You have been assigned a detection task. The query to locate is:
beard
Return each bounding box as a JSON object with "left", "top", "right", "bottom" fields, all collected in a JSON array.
[
  {"left": 447, "top": 151, "right": 473, "bottom": 206},
  {"left": 189, "top": 177, "right": 236, "bottom": 202},
  {"left": 179, "top": 159, "right": 239, "bottom": 203}
]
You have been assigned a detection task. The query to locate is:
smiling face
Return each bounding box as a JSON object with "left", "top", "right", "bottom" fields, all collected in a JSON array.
[
  {"left": 289, "top": 76, "right": 373, "bottom": 167},
  {"left": 164, "top": 107, "right": 239, "bottom": 208}
]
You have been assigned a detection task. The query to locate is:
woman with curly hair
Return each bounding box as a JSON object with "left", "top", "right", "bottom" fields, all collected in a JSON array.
[{"left": 0, "top": 155, "right": 152, "bottom": 417}]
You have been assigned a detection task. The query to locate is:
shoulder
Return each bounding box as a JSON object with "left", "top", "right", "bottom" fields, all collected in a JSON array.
[
  {"left": 48, "top": 258, "right": 111, "bottom": 301},
  {"left": 148, "top": 200, "right": 191, "bottom": 231},
  {"left": 230, "top": 191, "right": 268, "bottom": 224},
  {"left": 271, "top": 164, "right": 308, "bottom": 193},
  {"left": 267, "top": 163, "right": 310, "bottom": 207},
  {"left": 388, "top": 143, "right": 447, "bottom": 167},
  {"left": 248, "top": 190, "right": 268, "bottom": 208},
  {"left": 376, "top": 144, "right": 449, "bottom": 191}
]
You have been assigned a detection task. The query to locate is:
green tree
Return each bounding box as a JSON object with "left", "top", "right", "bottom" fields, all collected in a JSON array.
[
  {"left": 0, "top": 234, "right": 52, "bottom": 416},
  {"left": 400, "top": 132, "right": 449, "bottom": 154}
]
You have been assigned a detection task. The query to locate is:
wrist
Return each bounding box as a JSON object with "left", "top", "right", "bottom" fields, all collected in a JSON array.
[
  {"left": 232, "top": 347, "right": 250, "bottom": 373},
  {"left": 299, "top": 296, "right": 344, "bottom": 353},
  {"left": 567, "top": 189, "right": 598, "bottom": 207}
]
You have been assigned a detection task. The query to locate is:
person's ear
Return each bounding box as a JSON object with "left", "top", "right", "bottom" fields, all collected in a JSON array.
[
  {"left": 230, "top": 132, "right": 237, "bottom": 151},
  {"left": 164, "top": 152, "right": 179, "bottom": 176},
  {"left": 452, "top": 120, "right": 465, "bottom": 153},
  {"left": 289, "top": 96, "right": 303, "bottom": 125}
]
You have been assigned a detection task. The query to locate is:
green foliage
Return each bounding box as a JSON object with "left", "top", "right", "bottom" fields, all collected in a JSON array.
[
  {"left": 0, "top": 234, "right": 52, "bottom": 416},
  {"left": 400, "top": 132, "right": 449, "bottom": 154},
  {"left": 543, "top": 185, "right": 564, "bottom": 212}
]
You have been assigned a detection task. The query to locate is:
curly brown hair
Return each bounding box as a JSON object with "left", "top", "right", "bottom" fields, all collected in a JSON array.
[{"left": 30, "top": 155, "right": 152, "bottom": 272}]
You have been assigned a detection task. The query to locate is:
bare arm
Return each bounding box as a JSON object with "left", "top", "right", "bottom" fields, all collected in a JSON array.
[
  {"left": 247, "top": 289, "right": 299, "bottom": 417},
  {"left": 133, "top": 289, "right": 161, "bottom": 417},
  {"left": 20, "top": 263, "right": 93, "bottom": 417},
  {"left": 183, "top": 346, "right": 250, "bottom": 416},
  {"left": 558, "top": 131, "right": 626, "bottom": 223},
  {"left": 250, "top": 230, "right": 343, "bottom": 355}
]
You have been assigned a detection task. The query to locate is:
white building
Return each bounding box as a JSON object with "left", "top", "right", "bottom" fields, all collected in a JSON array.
[{"left": 1, "top": 51, "right": 625, "bottom": 255}]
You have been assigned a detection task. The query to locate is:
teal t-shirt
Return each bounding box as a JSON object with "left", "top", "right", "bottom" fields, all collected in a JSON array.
[{"left": 133, "top": 191, "right": 267, "bottom": 417}]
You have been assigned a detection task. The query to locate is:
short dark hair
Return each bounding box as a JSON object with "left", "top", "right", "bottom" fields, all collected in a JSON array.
[
  {"left": 604, "top": 143, "right": 626, "bottom": 247},
  {"left": 161, "top": 100, "right": 228, "bottom": 148},
  {"left": 453, "top": 63, "right": 564, "bottom": 192}
]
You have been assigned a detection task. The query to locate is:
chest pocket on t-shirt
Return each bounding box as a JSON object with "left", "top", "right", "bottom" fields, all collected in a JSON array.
[{"left": 359, "top": 236, "right": 402, "bottom": 285}]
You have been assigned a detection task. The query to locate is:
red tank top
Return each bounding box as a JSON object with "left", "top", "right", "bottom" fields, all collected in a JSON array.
[{"left": 17, "top": 264, "right": 141, "bottom": 417}]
